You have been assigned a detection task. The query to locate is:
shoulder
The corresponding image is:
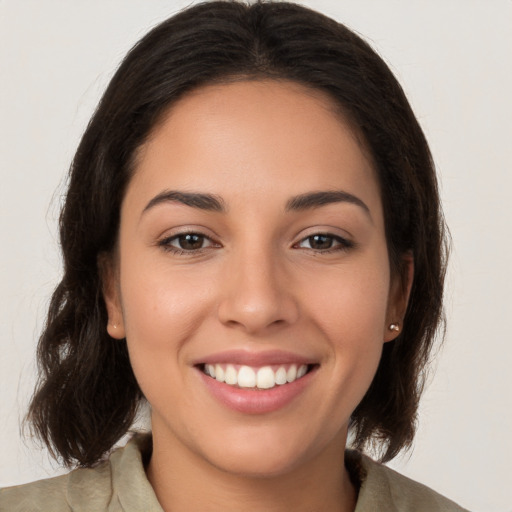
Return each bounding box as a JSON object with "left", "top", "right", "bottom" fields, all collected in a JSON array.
[
  {"left": 0, "top": 461, "right": 112, "bottom": 512},
  {"left": 0, "top": 434, "right": 161, "bottom": 512},
  {"left": 346, "top": 451, "right": 470, "bottom": 512}
]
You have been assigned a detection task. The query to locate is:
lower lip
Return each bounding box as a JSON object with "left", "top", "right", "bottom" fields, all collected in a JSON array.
[{"left": 197, "top": 367, "right": 317, "bottom": 414}]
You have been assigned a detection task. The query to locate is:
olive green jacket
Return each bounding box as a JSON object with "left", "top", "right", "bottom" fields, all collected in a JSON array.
[{"left": 0, "top": 435, "right": 469, "bottom": 511}]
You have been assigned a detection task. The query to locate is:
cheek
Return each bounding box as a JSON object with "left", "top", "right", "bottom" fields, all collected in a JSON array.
[
  {"left": 302, "top": 257, "right": 390, "bottom": 401},
  {"left": 118, "top": 257, "right": 215, "bottom": 388},
  {"left": 121, "top": 256, "right": 213, "bottom": 336},
  {"left": 306, "top": 259, "right": 390, "bottom": 342}
]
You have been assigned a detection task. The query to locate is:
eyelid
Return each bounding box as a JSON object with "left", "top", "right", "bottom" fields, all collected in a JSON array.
[
  {"left": 167, "top": 233, "right": 215, "bottom": 248},
  {"left": 293, "top": 229, "right": 356, "bottom": 252},
  {"left": 154, "top": 225, "right": 355, "bottom": 255},
  {"left": 155, "top": 224, "right": 220, "bottom": 243},
  {"left": 156, "top": 227, "right": 222, "bottom": 254},
  {"left": 293, "top": 225, "right": 354, "bottom": 241}
]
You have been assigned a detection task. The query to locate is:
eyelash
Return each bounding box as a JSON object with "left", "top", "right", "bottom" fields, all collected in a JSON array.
[
  {"left": 294, "top": 233, "right": 354, "bottom": 253},
  {"left": 157, "top": 231, "right": 219, "bottom": 255},
  {"left": 157, "top": 231, "right": 354, "bottom": 255}
]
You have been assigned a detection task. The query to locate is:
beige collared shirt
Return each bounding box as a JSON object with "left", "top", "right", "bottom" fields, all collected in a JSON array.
[{"left": 0, "top": 434, "right": 469, "bottom": 511}]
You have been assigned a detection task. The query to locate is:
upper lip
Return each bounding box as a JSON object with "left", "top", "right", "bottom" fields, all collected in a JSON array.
[{"left": 193, "top": 349, "right": 318, "bottom": 367}]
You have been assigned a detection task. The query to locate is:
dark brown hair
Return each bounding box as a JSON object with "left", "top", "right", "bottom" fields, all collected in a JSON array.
[{"left": 28, "top": 0, "right": 448, "bottom": 466}]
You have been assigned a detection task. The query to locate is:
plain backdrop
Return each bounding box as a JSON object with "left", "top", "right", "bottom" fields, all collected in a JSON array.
[{"left": 1, "top": 1, "right": 511, "bottom": 511}]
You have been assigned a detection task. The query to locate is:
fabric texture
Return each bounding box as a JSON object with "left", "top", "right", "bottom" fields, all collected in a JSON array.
[{"left": 1, "top": 434, "right": 469, "bottom": 511}]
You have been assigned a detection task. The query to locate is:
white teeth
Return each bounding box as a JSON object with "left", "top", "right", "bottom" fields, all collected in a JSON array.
[
  {"left": 215, "top": 364, "right": 225, "bottom": 382},
  {"left": 256, "top": 366, "right": 275, "bottom": 389},
  {"left": 286, "top": 365, "right": 297, "bottom": 382},
  {"left": 224, "top": 364, "right": 237, "bottom": 385},
  {"left": 203, "top": 363, "right": 310, "bottom": 389},
  {"left": 238, "top": 366, "right": 256, "bottom": 388},
  {"left": 297, "top": 364, "right": 307, "bottom": 378},
  {"left": 275, "top": 367, "right": 287, "bottom": 385}
]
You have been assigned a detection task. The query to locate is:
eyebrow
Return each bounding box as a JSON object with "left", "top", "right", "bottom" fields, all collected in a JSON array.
[
  {"left": 142, "top": 190, "right": 226, "bottom": 214},
  {"left": 285, "top": 190, "right": 371, "bottom": 218},
  {"left": 142, "top": 188, "right": 371, "bottom": 220}
]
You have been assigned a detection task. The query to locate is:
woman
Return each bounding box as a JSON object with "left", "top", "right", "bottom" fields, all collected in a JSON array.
[{"left": 1, "top": 1, "right": 467, "bottom": 510}]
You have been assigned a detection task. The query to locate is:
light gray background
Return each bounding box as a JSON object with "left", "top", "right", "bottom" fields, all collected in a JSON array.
[{"left": 1, "top": 1, "right": 511, "bottom": 511}]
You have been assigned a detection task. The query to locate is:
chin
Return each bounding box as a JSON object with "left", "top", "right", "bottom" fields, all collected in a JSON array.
[
  {"left": 206, "top": 446, "right": 309, "bottom": 479},
  {"left": 198, "top": 423, "right": 343, "bottom": 479}
]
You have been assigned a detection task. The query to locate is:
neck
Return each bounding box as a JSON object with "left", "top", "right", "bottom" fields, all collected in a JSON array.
[{"left": 146, "top": 428, "right": 357, "bottom": 512}]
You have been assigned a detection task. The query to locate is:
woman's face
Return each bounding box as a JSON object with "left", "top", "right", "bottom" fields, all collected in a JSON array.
[{"left": 105, "top": 80, "right": 407, "bottom": 477}]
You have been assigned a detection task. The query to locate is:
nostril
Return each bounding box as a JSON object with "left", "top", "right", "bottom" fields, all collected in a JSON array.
[{"left": 216, "top": 280, "right": 300, "bottom": 333}]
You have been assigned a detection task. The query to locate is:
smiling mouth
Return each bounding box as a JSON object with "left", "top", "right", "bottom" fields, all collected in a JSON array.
[{"left": 199, "top": 363, "right": 316, "bottom": 390}]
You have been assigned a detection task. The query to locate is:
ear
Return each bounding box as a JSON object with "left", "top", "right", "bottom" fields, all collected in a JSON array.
[
  {"left": 98, "top": 252, "right": 126, "bottom": 339},
  {"left": 384, "top": 252, "right": 414, "bottom": 343}
]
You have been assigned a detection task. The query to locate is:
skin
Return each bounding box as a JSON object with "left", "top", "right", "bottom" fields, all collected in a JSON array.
[{"left": 104, "top": 80, "right": 411, "bottom": 512}]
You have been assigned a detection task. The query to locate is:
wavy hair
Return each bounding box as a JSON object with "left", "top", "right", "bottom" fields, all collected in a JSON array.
[{"left": 28, "top": 0, "right": 448, "bottom": 466}]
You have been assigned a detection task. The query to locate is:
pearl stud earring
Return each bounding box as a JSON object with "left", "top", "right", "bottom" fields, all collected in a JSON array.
[{"left": 389, "top": 323, "right": 400, "bottom": 332}]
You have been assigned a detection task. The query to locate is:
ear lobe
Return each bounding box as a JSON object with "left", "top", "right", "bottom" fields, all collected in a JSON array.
[
  {"left": 384, "top": 252, "right": 414, "bottom": 343},
  {"left": 98, "top": 252, "right": 126, "bottom": 339}
]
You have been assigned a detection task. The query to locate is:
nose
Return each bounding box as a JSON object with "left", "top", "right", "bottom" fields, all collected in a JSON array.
[{"left": 217, "top": 246, "right": 299, "bottom": 335}]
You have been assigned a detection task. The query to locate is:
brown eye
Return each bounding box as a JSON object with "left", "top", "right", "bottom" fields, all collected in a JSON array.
[
  {"left": 297, "top": 233, "right": 353, "bottom": 252},
  {"left": 174, "top": 233, "right": 206, "bottom": 250},
  {"left": 306, "top": 234, "right": 334, "bottom": 250},
  {"left": 160, "top": 232, "right": 216, "bottom": 252}
]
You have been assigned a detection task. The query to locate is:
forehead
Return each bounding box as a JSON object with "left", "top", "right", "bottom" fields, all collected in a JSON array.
[{"left": 127, "top": 79, "right": 380, "bottom": 217}]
